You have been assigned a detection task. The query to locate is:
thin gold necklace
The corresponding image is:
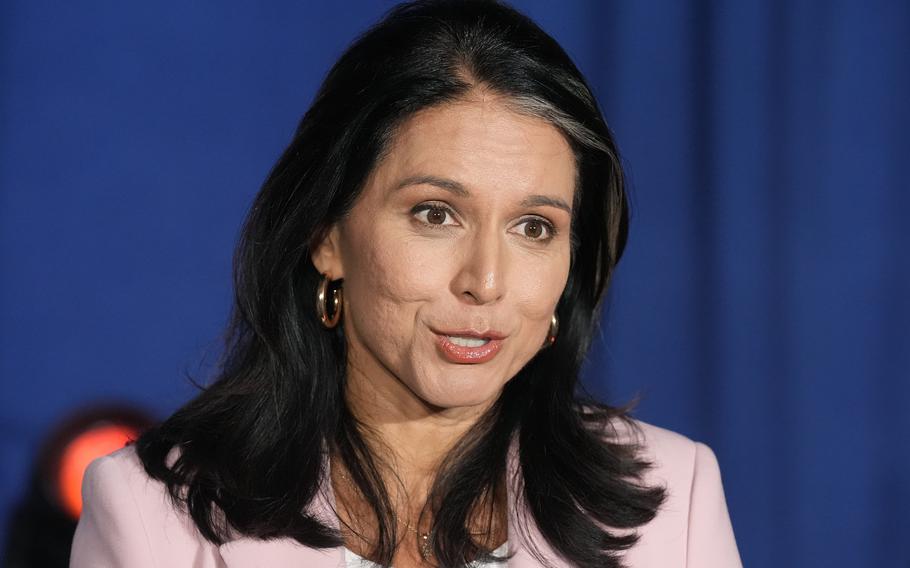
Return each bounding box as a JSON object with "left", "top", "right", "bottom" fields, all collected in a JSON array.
[{"left": 336, "top": 469, "right": 434, "bottom": 559}]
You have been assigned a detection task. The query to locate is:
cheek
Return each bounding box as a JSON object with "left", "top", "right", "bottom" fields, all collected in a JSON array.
[
  {"left": 512, "top": 252, "right": 571, "bottom": 322},
  {"left": 340, "top": 225, "right": 445, "bottom": 351},
  {"left": 347, "top": 231, "right": 443, "bottom": 304}
]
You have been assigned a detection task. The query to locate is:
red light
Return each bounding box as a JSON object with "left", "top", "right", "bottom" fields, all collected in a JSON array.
[{"left": 57, "top": 425, "right": 139, "bottom": 519}]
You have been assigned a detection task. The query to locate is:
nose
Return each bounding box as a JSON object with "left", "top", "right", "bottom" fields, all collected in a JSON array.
[{"left": 451, "top": 227, "right": 505, "bottom": 305}]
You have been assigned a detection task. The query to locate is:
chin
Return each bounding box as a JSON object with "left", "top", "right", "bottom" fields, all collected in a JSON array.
[{"left": 413, "top": 375, "right": 505, "bottom": 410}]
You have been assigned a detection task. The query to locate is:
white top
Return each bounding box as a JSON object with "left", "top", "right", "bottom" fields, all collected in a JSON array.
[{"left": 344, "top": 541, "right": 509, "bottom": 567}]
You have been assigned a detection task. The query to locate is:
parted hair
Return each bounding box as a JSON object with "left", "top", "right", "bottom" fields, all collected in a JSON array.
[{"left": 134, "top": 1, "right": 666, "bottom": 567}]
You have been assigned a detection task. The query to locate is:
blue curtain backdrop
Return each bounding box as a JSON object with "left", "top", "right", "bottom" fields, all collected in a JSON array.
[{"left": 1, "top": 2, "right": 908, "bottom": 566}]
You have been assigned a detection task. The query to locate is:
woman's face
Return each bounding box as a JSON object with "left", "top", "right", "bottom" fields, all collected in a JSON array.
[{"left": 312, "top": 92, "right": 576, "bottom": 412}]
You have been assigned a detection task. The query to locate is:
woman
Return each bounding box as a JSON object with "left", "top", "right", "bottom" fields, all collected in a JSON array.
[{"left": 71, "top": 1, "right": 741, "bottom": 567}]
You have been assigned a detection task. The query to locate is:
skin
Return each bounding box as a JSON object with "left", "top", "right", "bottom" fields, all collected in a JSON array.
[{"left": 311, "top": 89, "right": 576, "bottom": 567}]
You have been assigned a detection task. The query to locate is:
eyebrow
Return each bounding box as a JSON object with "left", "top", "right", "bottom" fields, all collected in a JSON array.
[{"left": 392, "top": 174, "right": 572, "bottom": 214}]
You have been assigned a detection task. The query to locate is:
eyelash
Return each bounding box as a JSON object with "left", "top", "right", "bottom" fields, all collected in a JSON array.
[{"left": 410, "top": 202, "right": 559, "bottom": 243}]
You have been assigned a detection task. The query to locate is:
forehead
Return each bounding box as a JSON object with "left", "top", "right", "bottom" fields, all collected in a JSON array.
[{"left": 372, "top": 95, "right": 576, "bottom": 201}]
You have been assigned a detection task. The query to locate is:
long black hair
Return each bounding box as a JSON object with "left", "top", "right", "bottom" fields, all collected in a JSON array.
[{"left": 135, "top": 1, "right": 666, "bottom": 567}]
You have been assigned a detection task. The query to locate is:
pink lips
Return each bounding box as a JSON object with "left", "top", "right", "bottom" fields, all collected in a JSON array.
[{"left": 432, "top": 329, "right": 505, "bottom": 364}]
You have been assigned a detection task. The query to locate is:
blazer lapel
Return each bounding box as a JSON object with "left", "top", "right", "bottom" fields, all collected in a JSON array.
[
  {"left": 504, "top": 436, "right": 568, "bottom": 568},
  {"left": 218, "top": 535, "right": 344, "bottom": 568},
  {"left": 219, "top": 436, "right": 567, "bottom": 567},
  {"left": 218, "top": 471, "right": 346, "bottom": 568}
]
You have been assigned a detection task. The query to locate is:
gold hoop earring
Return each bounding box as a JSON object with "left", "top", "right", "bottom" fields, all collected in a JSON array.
[
  {"left": 316, "top": 272, "right": 343, "bottom": 329},
  {"left": 542, "top": 313, "right": 558, "bottom": 348}
]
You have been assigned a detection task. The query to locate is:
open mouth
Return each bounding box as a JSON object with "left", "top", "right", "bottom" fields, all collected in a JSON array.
[
  {"left": 434, "top": 333, "right": 503, "bottom": 364},
  {"left": 445, "top": 335, "right": 491, "bottom": 348}
]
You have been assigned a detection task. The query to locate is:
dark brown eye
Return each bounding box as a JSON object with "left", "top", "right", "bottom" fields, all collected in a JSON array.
[
  {"left": 427, "top": 207, "right": 447, "bottom": 225},
  {"left": 513, "top": 218, "right": 557, "bottom": 242},
  {"left": 412, "top": 203, "right": 456, "bottom": 228},
  {"left": 525, "top": 220, "right": 543, "bottom": 239}
]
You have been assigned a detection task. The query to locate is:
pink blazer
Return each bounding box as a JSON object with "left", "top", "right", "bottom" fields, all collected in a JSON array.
[{"left": 70, "top": 419, "right": 742, "bottom": 567}]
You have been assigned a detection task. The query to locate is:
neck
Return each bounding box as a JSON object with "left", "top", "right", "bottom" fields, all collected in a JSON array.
[
  {"left": 330, "top": 351, "right": 509, "bottom": 562},
  {"left": 342, "top": 347, "right": 495, "bottom": 493}
]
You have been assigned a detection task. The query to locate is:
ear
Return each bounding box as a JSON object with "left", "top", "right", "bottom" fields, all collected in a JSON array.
[{"left": 310, "top": 224, "right": 346, "bottom": 280}]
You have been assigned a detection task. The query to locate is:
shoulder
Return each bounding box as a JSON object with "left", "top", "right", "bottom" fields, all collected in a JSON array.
[
  {"left": 87, "top": 443, "right": 189, "bottom": 529},
  {"left": 603, "top": 416, "right": 743, "bottom": 568},
  {"left": 71, "top": 443, "right": 223, "bottom": 568},
  {"left": 602, "top": 416, "right": 710, "bottom": 514},
  {"left": 605, "top": 416, "right": 710, "bottom": 483}
]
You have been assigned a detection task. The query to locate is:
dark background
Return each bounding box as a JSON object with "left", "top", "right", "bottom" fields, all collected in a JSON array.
[{"left": 2, "top": 1, "right": 908, "bottom": 566}]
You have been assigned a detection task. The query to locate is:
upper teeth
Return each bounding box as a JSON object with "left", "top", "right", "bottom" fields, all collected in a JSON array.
[{"left": 447, "top": 335, "right": 489, "bottom": 347}]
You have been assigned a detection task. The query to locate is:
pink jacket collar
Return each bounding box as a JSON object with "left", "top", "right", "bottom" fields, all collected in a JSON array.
[{"left": 217, "top": 436, "right": 567, "bottom": 567}]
